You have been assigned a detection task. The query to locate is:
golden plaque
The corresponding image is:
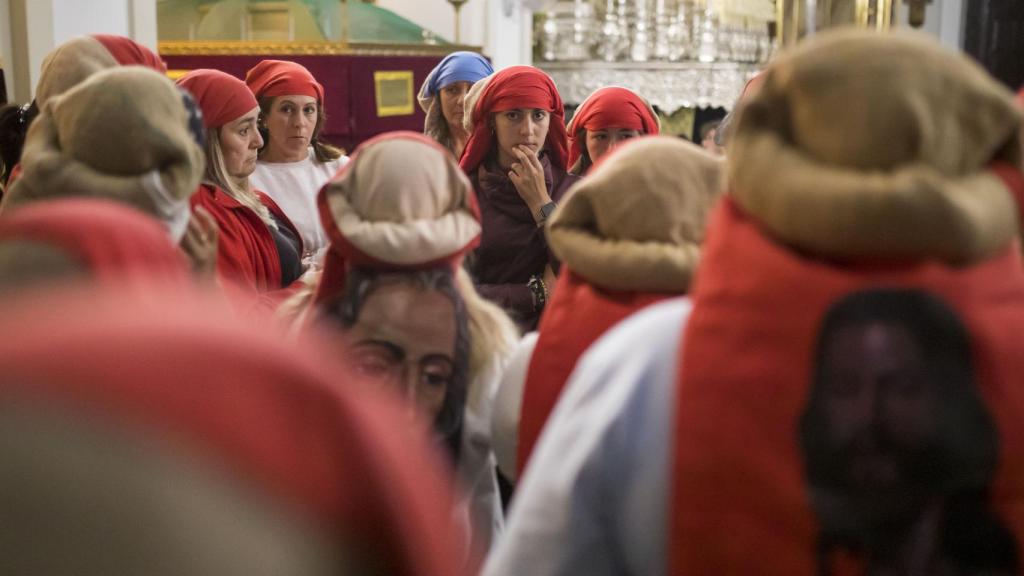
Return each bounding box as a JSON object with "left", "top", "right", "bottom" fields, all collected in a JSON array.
[{"left": 374, "top": 70, "right": 414, "bottom": 117}]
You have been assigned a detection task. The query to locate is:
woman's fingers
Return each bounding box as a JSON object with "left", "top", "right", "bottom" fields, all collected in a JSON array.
[
  {"left": 192, "top": 205, "right": 219, "bottom": 244},
  {"left": 182, "top": 217, "right": 201, "bottom": 249},
  {"left": 520, "top": 145, "right": 543, "bottom": 171},
  {"left": 513, "top": 146, "right": 534, "bottom": 167}
]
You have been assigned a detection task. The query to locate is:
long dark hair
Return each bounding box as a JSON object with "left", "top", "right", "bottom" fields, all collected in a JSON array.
[{"left": 0, "top": 101, "right": 38, "bottom": 186}]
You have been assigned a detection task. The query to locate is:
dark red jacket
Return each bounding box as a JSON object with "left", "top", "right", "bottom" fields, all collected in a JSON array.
[{"left": 191, "top": 183, "right": 303, "bottom": 305}]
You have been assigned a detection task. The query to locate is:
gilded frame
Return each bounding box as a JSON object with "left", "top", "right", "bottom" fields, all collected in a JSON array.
[{"left": 776, "top": 0, "right": 903, "bottom": 46}]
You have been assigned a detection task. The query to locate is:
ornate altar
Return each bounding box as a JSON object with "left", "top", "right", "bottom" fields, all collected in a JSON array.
[
  {"left": 775, "top": 0, "right": 921, "bottom": 45},
  {"left": 158, "top": 0, "right": 480, "bottom": 148},
  {"left": 537, "top": 0, "right": 920, "bottom": 119},
  {"left": 536, "top": 0, "right": 772, "bottom": 118}
]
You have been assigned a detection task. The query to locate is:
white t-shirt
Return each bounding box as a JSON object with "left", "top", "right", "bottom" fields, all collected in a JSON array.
[{"left": 250, "top": 149, "right": 349, "bottom": 264}]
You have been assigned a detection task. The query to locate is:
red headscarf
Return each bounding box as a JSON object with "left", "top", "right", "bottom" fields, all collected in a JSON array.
[
  {"left": 176, "top": 69, "right": 259, "bottom": 129},
  {"left": 0, "top": 286, "right": 467, "bottom": 576},
  {"left": 91, "top": 34, "right": 166, "bottom": 72},
  {"left": 245, "top": 60, "right": 324, "bottom": 103},
  {"left": 460, "top": 66, "right": 568, "bottom": 173},
  {"left": 0, "top": 198, "right": 191, "bottom": 291},
  {"left": 566, "top": 87, "right": 659, "bottom": 170},
  {"left": 315, "top": 131, "right": 481, "bottom": 305}
]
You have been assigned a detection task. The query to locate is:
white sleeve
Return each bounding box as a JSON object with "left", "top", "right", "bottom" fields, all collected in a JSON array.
[
  {"left": 458, "top": 340, "right": 518, "bottom": 554},
  {"left": 490, "top": 332, "right": 539, "bottom": 481},
  {"left": 483, "top": 298, "right": 692, "bottom": 576}
]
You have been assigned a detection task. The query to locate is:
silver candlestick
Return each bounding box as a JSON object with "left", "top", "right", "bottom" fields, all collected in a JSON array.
[
  {"left": 652, "top": 0, "right": 671, "bottom": 60},
  {"left": 695, "top": 1, "right": 719, "bottom": 63},
  {"left": 597, "top": 0, "right": 624, "bottom": 61},
  {"left": 630, "top": 0, "right": 651, "bottom": 61}
]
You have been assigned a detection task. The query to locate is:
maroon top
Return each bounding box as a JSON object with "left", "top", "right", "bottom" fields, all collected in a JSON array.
[{"left": 467, "top": 152, "right": 579, "bottom": 330}]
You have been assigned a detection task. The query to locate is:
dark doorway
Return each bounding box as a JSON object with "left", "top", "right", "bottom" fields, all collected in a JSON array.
[{"left": 963, "top": 0, "right": 1024, "bottom": 90}]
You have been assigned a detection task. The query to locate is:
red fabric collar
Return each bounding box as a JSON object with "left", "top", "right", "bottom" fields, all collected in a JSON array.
[
  {"left": 91, "top": 34, "right": 166, "bottom": 72},
  {"left": 670, "top": 197, "right": 1024, "bottom": 573},
  {"left": 566, "top": 87, "right": 659, "bottom": 171},
  {"left": 0, "top": 198, "right": 190, "bottom": 291},
  {"left": 205, "top": 183, "right": 250, "bottom": 210},
  {"left": 459, "top": 66, "right": 568, "bottom": 173},
  {"left": 176, "top": 69, "right": 259, "bottom": 129},
  {"left": 517, "top": 270, "right": 672, "bottom": 477},
  {"left": 245, "top": 60, "right": 324, "bottom": 102},
  {"left": 203, "top": 183, "right": 286, "bottom": 221}
]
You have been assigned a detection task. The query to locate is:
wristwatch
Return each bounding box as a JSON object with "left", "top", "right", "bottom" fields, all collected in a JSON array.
[{"left": 537, "top": 201, "right": 557, "bottom": 226}]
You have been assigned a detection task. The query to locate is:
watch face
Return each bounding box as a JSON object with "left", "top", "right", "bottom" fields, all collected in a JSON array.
[{"left": 540, "top": 202, "right": 557, "bottom": 219}]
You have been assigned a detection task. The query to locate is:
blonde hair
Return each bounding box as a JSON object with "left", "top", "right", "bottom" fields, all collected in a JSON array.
[
  {"left": 204, "top": 128, "right": 277, "bottom": 230},
  {"left": 455, "top": 267, "right": 518, "bottom": 379}
]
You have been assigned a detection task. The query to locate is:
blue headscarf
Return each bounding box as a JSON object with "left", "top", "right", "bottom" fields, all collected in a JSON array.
[{"left": 417, "top": 52, "right": 494, "bottom": 111}]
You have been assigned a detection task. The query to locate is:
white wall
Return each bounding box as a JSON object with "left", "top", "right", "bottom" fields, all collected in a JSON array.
[
  {"left": 937, "top": 0, "right": 964, "bottom": 51},
  {"left": 4, "top": 0, "right": 157, "bottom": 102},
  {"left": 10, "top": 0, "right": 55, "bottom": 103},
  {"left": 50, "top": 0, "right": 157, "bottom": 49},
  {"left": 898, "top": 0, "right": 963, "bottom": 50},
  {"left": 52, "top": 0, "right": 130, "bottom": 41},
  {"left": 0, "top": 0, "right": 14, "bottom": 101}
]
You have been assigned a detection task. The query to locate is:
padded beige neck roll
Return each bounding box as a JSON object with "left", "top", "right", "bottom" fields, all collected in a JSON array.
[
  {"left": 728, "top": 29, "right": 1024, "bottom": 265},
  {"left": 322, "top": 137, "right": 481, "bottom": 265},
  {"left": 35, "top": 36, "right": 119, "bottom": 108},
  {"left": 2, "top": 67, "right": 204, "bottom": 222},
  {"left": 547, "top": 136, "right": 723, "bottom": 292}
]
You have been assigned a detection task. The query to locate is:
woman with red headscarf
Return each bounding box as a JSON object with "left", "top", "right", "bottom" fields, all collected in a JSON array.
[
  {"left": 565, "top": 86, "right": 660, "bottom": 176},
  {"left": 246, "top": 60, "right": 348, "bottom": 268},
  {"left": 177, "top": 69, "right": 306, "bottom": 305},
  {"left": 460, "top": 66, "right": 578, "bottom": 331}
]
